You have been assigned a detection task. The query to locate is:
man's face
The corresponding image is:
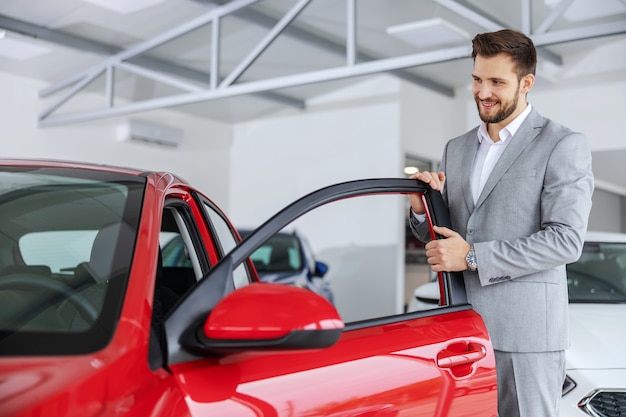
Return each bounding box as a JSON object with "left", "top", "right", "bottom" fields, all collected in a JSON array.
[{"left": 472, "top": 54, "right": 526, "bottom": 125}]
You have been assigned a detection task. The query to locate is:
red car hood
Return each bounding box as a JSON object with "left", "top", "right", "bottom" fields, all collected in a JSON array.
[{"left": 0, "top": 355, "right": 107, "bottom": 417}]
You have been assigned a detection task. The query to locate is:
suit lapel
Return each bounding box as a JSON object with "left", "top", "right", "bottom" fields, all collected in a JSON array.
[
  {"left": 461, "top": 129, "right": 480, "bottom": 213},
  {"left": 474, "top": 108, "right": 544, "bottom": 210}
]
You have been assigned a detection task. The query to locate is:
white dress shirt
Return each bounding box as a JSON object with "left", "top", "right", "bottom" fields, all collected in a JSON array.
[{"left": 471, "top": 104, "right": 533, "bottom": 204}]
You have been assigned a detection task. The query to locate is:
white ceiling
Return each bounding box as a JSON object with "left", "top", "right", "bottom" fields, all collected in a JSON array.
[{"left": 0, "top": 0, "right": 625, "bottom": 191}]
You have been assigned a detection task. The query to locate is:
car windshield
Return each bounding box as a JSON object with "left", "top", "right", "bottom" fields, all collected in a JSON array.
[
  {"left": 0, "top": 166, "right": 145, "bottom": 356},
  {"left": 240, "top": 231, "right": 302, "bottom": 274},
  {"left": 567, "top": 240, "right": 626, "bottom": 303}
]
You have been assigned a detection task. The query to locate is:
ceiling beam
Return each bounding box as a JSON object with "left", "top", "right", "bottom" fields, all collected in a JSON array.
[
  {"left": 38, "top": 44, "right": 472, "bottom": 127},
  {"left": 0, "top": 14, "right": 305, "bottom": 109},
  {"left": 534, "top": 0, "right": 575, "bottom": 34},
  {"left": 432, "top": 0, "right": 564, "bottom": 66},
  {"left": 194, "top": 0, "right": 455, "bottom": 96},
  {"left": 532, "top": 19, "right": 626, "bottom": 45},
  {"left": 3, "top": 0, "right": 622, "bottom": 127}
]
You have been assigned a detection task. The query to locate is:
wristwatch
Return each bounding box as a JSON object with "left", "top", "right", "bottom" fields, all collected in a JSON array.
[{"left": 465, "top": 244, "right": 478, "bottom": 271}]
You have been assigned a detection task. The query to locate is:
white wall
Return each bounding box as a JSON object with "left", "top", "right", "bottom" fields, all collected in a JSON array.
[
  {"left": 0, "top": 72, "right": 234, "bottom": 211},
  {"left": 532, "top": 80, "right": 626, "bottom": 233},
  {"left": 400, "top": 80, "right": 469, "bottom": 162},
  {"left": 531, "top": 81, "right": 626, "bottom": 151},
  {"left": 589, "top": 189, "right": 624, "bottom": 232}
]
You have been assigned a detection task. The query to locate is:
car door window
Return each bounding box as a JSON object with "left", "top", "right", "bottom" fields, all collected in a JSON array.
[
  {"left": 282, "top": 193, "right": 407, "bottom": 323},
  {"left": 160, "top": 206, "right": 203, "bottom": 277},
  {"left": 157, "top": 202, "right": 210, "bottom": 302},
  {"left": 200, "top": 200, "right": 251, "bottom": 289}
]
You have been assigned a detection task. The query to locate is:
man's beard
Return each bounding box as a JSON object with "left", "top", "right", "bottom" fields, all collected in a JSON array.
[{"left": 476, "top": 88, "right": 519, "bottom": 124}]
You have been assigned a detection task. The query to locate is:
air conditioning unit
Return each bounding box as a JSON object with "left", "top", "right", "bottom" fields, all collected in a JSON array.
[{"left": 117, "top": 119, "right": 184, "bottom": 147}]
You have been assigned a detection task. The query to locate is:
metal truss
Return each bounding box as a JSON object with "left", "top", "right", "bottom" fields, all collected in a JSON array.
[{"left": 11, "top": 0, "right": 624, "bottom": 127}]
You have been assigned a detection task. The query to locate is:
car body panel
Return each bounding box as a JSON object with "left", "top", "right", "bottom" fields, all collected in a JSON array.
[
  {"left": 0, "top": 159, "right": 497, "bottom": 417},
  {"left": 567, "top": 304, "right": 626, "bottom": 369},
  {"left": 171, "top": 308, "right": 495, "bottom": 417}
]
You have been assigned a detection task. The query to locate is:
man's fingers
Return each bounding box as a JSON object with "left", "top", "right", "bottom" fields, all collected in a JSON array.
[
  {"left": 411, "top": 171, "right": 443, "bottom": 191},
  {"left": 432, "top": 225, "right": 457, "bottom": 238}
]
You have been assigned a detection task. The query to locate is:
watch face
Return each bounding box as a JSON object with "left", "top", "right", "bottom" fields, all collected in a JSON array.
[{"left": 466, "top": 249, "right": 477, "bottom": 270}]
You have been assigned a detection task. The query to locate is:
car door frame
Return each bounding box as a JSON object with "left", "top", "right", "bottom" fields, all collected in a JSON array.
[{"left": 164, "top": 178, "right": 467, "bottom": 364}]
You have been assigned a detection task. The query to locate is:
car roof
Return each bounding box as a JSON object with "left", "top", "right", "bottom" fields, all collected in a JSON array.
[
  {"left": 0, "top": 157, "right": 192, "bottom": 184},
  {"left": 585, "top": 230, "right": 626, "bottom": 243},
  {"left": 0, "top": 157, "right": 151, "bottom": 176}
]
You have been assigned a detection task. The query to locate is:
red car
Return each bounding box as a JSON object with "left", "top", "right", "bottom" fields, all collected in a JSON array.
[{"left": 0, "top": 159, "right": 497, "bottom": 417}]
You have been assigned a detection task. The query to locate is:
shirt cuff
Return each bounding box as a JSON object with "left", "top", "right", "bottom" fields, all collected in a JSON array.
[{"left": 410, "top": 208, "right": 427, "bottom": 223}]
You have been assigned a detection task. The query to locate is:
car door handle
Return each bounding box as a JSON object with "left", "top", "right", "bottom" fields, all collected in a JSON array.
[{"left": 436, "top": 341, "right": 487, "bottom": 368}]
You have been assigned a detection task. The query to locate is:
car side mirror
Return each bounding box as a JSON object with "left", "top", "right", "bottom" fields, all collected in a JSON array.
[
  {"left": 193, "top": 283, "right": 343, "bottom": 354},
  {"left": 313, "top": 261, "right": 329, "bottom": 277}
]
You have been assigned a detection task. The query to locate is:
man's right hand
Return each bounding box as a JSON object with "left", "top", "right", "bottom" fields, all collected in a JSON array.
[{"left": 408, "top": 170, "right": 446, "bottom": 214}]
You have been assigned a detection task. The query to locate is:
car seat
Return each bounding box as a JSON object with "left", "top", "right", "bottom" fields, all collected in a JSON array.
[{"left": 269, "top": 244, "right": 294, "bottom": 272}]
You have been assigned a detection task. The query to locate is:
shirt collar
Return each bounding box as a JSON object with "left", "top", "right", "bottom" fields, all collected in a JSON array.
[{"left": 477, "top": 103, "right": 533, "bottom": 144}]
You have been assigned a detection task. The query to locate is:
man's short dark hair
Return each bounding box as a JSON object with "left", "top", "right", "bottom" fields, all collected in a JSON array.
[{"left": 471, "top": 29, "right": 537, "bottom": 79}]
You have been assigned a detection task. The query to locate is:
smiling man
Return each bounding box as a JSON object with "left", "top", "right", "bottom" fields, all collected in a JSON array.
[{"left": 408, "top": 29, "right": 594, "bottom": 417}]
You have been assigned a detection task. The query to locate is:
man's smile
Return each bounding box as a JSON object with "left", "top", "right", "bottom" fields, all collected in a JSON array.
[{"left": 480, "top": 100, "right": 498, "bottom": 110}]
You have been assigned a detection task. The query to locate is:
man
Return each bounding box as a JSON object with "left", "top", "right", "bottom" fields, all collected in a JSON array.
[{"left": 408, "top": 29, "right": 593, "bottom": 417}]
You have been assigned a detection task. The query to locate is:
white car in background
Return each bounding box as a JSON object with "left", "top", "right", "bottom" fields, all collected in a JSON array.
[
  {"left": 561, "top": 231, "right": 626, "bottom": 417},
  {"left": 407, "top": 231, "right": 626, "bottom": 417}
]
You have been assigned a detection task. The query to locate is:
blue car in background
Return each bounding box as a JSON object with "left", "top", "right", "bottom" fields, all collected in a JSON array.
[{"left": 238, "top": 229, "right": 334, "bottom": 304}]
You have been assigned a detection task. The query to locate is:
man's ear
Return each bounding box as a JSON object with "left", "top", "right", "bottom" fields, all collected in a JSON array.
[{"left": 521, "top": 73, "right": 535, "bottom": 93}]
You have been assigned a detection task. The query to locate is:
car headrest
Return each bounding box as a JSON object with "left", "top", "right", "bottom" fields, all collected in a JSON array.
[{"left": 77, "top": 222, "right": 135, "bottom": 284}]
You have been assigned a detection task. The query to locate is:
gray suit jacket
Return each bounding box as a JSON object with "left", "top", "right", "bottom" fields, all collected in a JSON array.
[{"left": 412, "top": 108, "right": 594, "bottom": 352}]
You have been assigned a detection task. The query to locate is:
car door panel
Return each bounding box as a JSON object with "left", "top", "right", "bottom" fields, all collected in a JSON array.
[{"left": 171, "top": 306, "right": 495, "bottom": 416}]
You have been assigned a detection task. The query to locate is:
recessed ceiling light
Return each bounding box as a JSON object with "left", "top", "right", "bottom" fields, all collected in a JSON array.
[
  {"left": 387, "top": 18, "right": 469, "bottom": 50},
  {"left": 0, "top": 33, "right": 52, "bottom": 60},
  {"left": 82, "top": 0, "right": 166, "bottom": 14}
]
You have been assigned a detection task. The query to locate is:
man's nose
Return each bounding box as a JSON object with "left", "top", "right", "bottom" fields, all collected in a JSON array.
[{"left": 474, "top": 84, "right": 492, "bottom": 99}]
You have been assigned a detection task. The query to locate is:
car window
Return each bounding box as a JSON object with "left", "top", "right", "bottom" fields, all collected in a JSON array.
[
  {"left": 201, "top": 201, "right": 250, "bottom": 289},
  {"left": 0, "top": 167, "right": 144, "bottom": 355},
  {"left": 151, "top": 202, "right": 210, "bottom": 360},
  {"left": 20, "top": 230, "right": 98, "bottom": 273},
  {"left": 240, "top": 231, "right": 303, "bottom": 273},
  {"left": 266, "top": 193, "right": 412, "bottom": 323},
  {"left": 300, "top": 234, "right": 317, "bottom": 272},
  {"left": 567, "top": 240, "right": 626, "bottom": 303},
  {"left": 161, "top": 233, "right": 193, "bottom": 268},
  {"left": 160, "top": 205, "right": 204, "bottom": 279}
]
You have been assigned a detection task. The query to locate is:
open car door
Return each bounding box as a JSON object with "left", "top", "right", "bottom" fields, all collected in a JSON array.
[{"left": 164, "top": 178, "right": 497, "bottom": 417}]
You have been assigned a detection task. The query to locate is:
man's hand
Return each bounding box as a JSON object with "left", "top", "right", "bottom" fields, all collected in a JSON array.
[
  {"left": 408, "top": 170, "right": 446, "bottom": 214},
  {"left": 425, "top": 226, "right": 471, "bottom": 272}
]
